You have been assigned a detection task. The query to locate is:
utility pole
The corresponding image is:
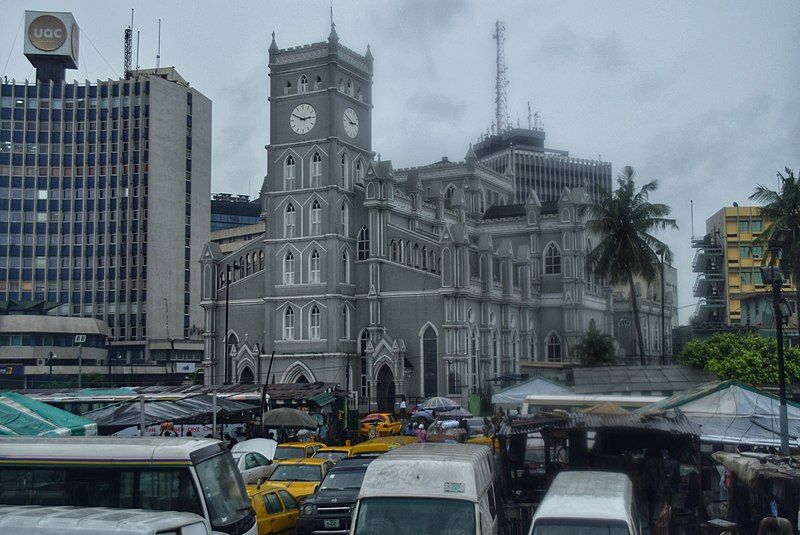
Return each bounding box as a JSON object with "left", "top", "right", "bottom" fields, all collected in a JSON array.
[
  {"left": 223, "top": 262, "right": 238, "bottom": 385},
  {"left": 48, "top": 351, "right": 55, "bottom": 388},
  {"left": 75, "top": 335, "right": 86, "bottom": 389},
  {"left": 659, "top": 248, "right": 666, "bottom": 365}
]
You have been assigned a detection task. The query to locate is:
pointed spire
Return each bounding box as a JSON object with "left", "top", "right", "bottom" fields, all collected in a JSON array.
[
  {"left": 366, "top": 44, "right": 373, "bottom": 60},
  {"left": 328, "top": 21, "right": 339, "bottom": 43},
  {"left": 465, "top": 143, "right": 477, "bottom": 162},
  {"left": 269, "top": 31, "right": 278, "bottom": 52}
]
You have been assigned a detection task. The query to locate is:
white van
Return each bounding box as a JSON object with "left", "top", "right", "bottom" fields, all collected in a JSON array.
[
  {"left": 528, "top": 471, "right": 642, "bottom": 535},
  {"left": 350, "top": 443, "right": 499, "bottom": 535},
  {"left": 0, "top": 505, "right": 210, "bottom": 534},
  {"left": 0, "top": 437, "right": 257, "bottom": 535}
]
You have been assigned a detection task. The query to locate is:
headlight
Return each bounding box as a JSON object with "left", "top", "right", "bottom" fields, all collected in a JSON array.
[{"left": 303, "top": 504, "right": 315, "bottom": 516}]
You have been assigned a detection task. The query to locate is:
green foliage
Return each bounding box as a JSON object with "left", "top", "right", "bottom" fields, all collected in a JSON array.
[
  {"left": 574, "top": 328, "right": 617, "bottom": 366},
  {"left": 679, "top": 332, "right": 800, "bottom": 384}
]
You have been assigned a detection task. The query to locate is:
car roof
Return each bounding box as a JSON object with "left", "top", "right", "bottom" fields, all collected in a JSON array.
[
  {"left": 0, "top": 505, "right": 206, "bottom": 532},
  {"left": 246, "top": 483, "right": 290, "bottom": 497},
  {"left": 330, "top": 456, "right": 375, "bottom": 470},
  {"left": 277, "top": 441, "right": 324, "bottom": 448},
  {"left": 274, "top": 457, "right": 330, "bottom": 466},
  {"left": 533, "top": 471, "right": 634, "bottom": 523},
  {"left": 317, "top": 445, "right": 352, "bottom": 452}
]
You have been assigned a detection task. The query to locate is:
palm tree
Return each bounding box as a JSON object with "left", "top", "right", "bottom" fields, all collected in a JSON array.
[
  {"left": 750, "top": 168, "right": 800, "bottom": 340},
  {"left": 579, "top": 166, "right": 678, "bottom": 365}
]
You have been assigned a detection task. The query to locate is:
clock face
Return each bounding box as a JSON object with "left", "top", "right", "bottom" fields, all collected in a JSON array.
[
  {"left": 290, "top": 104, "right": 317, "bottom": 134},
  {"left": 343, "top": 107, "right": 359, "bottom": 138}
]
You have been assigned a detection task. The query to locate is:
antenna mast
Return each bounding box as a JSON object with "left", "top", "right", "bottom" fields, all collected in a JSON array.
[
  {"left": 124, "top": 9, "right": 133, "bottom": 78},
  {"left": 156, "top": 19, "right": 161, "bottom": 69},
  {"left": 493, "top": 20, "right": 509, "bottom": 135},
  {"left": 527, "top": 101, "right": 532, "bottom": 130}
]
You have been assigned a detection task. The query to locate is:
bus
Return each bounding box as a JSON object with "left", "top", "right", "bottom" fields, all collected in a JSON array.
[{"left": 0, "top": 436, "right": 257, "bottom": 535}]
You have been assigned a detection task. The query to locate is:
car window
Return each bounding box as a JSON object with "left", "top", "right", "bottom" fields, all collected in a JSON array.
[
  {"left": 252, "top": 453, "right": 270, "bottom": 466},
  {"left": 263, "top": 492, "right": 282, "bottom": 514},
  {"left": 244, "top": 454, "right": 258, "bottom": 469},
  {"left": 278, "top": 490, "right": 299, "bottom": 510}
]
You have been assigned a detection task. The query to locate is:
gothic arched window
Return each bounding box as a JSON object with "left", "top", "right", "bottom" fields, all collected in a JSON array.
[
  {"left": 311, "top": 152, "right": 322, "bottom": 187},
  {"left": 357, "top": 227, "right": 369, "bottom": 260},
  {"left": 284, "top": 308, "right": 295, "bottom": 340},
  {"left": 341, "top": 251, "right": 350, "bottom": 283},
  {"left": 547, "top": 333, "right": 562, "bottom": 362},
  {"left": 283, "top": 251, "right": 295, "bottom": 284},
  {"left": 284, "top": 155, "right": 296, "bottom": 190},
  {"left": 310, "top": 200, "right": 321, "bottom": 235},
  {"left": 314, "top": 76, "right": 322, "bottom": 90},
  {"left": 340, "top": 204, "right": 349, "bottom": 236},
  {"left": 284, "top": 204, "right": 296, "bottom": 238},
  {"left": 299, "top": 74, "right": 308, "bottom": 93},
  {"left": 310, "top": 250, "right": 320, "bottom": 283},
  {"left": 544, "top": 243, "right": 561, "bottom": 275},
  {"left": 310, "top": 305, "right": 321, "bottom": 339},
  {"left": 342, "top": 306, "right": 350, "bottom": 339},
  {"left": 340, "top": 154, "right": 349, "bottom": 189}
]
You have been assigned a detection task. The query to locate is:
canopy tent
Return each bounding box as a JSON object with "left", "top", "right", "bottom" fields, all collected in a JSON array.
[
  {"left": 262, "top": 407, "right": 318, "bottom": 430},
  {"left": 0, "top": 391, "right": 96, "bottom": 436},
  {"left": 81, "top": 394, "right": 256, "bottom": 431},
  {"left": 638, "top": 380, "right": 800, "bottom": 447},
  {"left": 491, "top": 376, "right": 573, "bottom": 406}
]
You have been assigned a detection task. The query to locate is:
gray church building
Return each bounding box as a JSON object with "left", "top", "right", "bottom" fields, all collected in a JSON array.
[{"left": 199, "top": 27, "right": 658, "bottom": 411}]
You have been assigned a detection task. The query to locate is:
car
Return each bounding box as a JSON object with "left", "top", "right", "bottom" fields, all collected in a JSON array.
[
  {"left": 465, "top": 417, "right": 486, "bottom": 438},
  {"left": 247, "top": 483, "right": 301, "bottom": 535},
  {"left": 359, "top": 413, "right": 401, "bottom": 437},
  {"left": 231, "top": 449, "right": 273, "bottom": 484},
  {"left": 295, "top": 456, "right": 375, "bottom": 535},
  {"left": 348, "top": 436, "right": 418, "bottom": 457},
  {"left": 272, "top": 441, "right": 326, "bottom": 460},
  {"left": 266, "top": 458, "right": 334, "bottom": 502},
  {"left": 313, "top": 445, "right": 353, "bottom": 463}
]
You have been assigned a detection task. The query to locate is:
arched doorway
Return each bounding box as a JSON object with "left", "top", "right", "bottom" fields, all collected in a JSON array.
[
  {"left": 239, "top": 366, "right": 254, "bottom": 384},
  {"left": 296, "top": 374, "right": 309, "bottom": 383},
  {"left": 376, "top": 365, "right": 395, "bottom": 412}
]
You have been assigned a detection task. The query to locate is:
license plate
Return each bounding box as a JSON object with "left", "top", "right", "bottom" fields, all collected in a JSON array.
[{"left": 324, "top": 519, "right": 340, "bottom": 528}]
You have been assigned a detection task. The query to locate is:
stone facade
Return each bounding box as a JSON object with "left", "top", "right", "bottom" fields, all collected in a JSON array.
[{"left": 200, "top": 28, "right": 620, "bottom": 411}]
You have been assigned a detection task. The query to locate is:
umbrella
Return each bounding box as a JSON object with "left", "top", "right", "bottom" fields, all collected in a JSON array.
[
  {"left": 262, "top": 407, "right": 318, "bottom": 430},
  {"left": 420, "top": 396, "right": 460, "bottom": 412},
  {"left": 410, "top": 411, "right": 434, "bottom": 423}
]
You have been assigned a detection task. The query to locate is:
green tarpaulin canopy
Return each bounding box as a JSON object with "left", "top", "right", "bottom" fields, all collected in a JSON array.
[{"left": 0, "top": 391, "right": 97, "bottom": 436}]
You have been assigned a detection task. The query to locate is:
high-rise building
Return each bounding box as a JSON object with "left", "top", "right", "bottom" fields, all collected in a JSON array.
[
  {"left": 0, "top": 11, "right": 211, "bottom": 377},
  {"left": 474, "top": 128, "right": 612, "bottom": 204},
  {"left": 691, "top": 205, "right": 795, "bottom": 329},
  {"left": 210, "top": 193, "right": 262, "bottom": 232}
]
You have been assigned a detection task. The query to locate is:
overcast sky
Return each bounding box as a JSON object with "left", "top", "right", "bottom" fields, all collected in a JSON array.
[{"left": 2, "top": 1, "right": 798, "bottom": 323}]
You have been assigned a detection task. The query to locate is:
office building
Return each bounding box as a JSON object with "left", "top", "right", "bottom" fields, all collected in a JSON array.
[{"left": 0, "top": 11, "right": 211, "bottom": 380}]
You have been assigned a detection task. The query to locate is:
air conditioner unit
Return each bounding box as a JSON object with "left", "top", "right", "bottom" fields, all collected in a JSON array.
[{"left": 36, "top": 358, "right": 46, "bottom": 366}]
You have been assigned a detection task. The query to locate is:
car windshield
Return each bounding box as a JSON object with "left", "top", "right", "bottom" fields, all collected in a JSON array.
[
  {"left": 269, "top": 464, "right": 322, "bottom": 482},
  {"left": 194, "top": 453, "right": 253, "bottom": 532},
  {"left": 319, "top": 469, "right": 366, "bottom": 491},
  {"left": 354, "top": 497, "right": 475, "bottom": 535},
  {"left": 315, "top": 451, "right": 348, "bottom": 462},
  {"left": 532, "top": 520, "right": 630, "bottom": 535},
  {"left": 274, "top": 446, "right": 305, "bottom": 459},
  {"left": 525, "top": 448, "right": 545, "bottom": 463}
]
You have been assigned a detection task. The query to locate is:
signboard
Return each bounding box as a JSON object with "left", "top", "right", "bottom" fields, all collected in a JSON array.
[
  {"left": 24, "top": 11, "right": 79, "bottom": 69},
  {"left": 176, "top": 362, "right": 197, "bottom": 373}
]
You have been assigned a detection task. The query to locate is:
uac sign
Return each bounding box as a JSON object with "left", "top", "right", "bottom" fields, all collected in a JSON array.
[{"left": 28, "top": 15, "right": 67, "bottom": 52}]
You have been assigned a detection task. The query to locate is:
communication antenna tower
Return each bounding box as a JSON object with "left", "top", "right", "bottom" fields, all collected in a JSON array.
[
  {"left": 493, "top": 21, "right": 509, "bottom": 135},
  {"left": 527, "top": 101, "right": 532, "bottom": 130},
  {"left": 156, "top": 19, "right": 161, "bottom": 69},
  {"left": 124, "top": 9, "right": 133, "bottom": 78}
]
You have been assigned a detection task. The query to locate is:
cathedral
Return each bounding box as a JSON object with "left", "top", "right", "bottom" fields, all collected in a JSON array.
[{"left": 199, "top": 26, "right": 619, "bottom": 412}]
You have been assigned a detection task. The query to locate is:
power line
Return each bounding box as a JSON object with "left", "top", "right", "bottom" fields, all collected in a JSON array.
[{"left": 1, "top": 13, "right": 24, "bottom": 79}]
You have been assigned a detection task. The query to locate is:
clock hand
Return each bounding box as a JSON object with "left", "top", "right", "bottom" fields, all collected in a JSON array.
[{"left": 292, "top": 114, "right": 310, "bottom": 121}]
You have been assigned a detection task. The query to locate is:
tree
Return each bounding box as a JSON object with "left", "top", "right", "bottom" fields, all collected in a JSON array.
[
  {"left": 574, "top": 327, "right": 617, "bottom": 366},
  {"left": 579, "top": 166, "right": 677, "bottom": 365},
  {"left": 680, "top": 332, "right": 800, "bottom": 384},
  {"left": 750, "top": 167, "right": 800, "bottom": 340}
]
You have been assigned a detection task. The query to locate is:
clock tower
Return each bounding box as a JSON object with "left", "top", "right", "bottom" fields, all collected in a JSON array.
[{"left": 260, "top": 24, "right": 373, "bottom": 385}]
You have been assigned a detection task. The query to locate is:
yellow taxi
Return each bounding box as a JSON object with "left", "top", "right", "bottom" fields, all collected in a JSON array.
[
  {"left": 265, "top": 457, "right": 334, "bottom": 502},
  {"left": 359, "top": 412, "right": 402, "bottom": 437},
  {"left": 349, "top": 435, "right": 418, "bottom": 456},
  {"left": 247, "top": 483, "right": 301, "bottom": 535},
  {"left": 313, "top": 445, "right": 353, "bottom": 463},
  {"left": 272, "top": 441, "right": 326, "bottom": 460}
]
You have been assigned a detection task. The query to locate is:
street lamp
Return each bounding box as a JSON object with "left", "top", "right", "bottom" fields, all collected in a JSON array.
[
  {"left": 47, "top": 351, "right": 56, "bottom": 388},
  {"left": 223, "top": 261, "right": 239, "bottom": 385},
  {"left": 762, "top": 227, "right": 792, "bottom": 456},
  {"left": 657, "top": 247, "right": 666, "bottom": 365},
  {"left": 74, "top": 334, "right": 86, "bottom": 389}
]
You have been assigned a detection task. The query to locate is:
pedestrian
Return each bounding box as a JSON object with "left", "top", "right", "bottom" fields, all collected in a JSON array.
[
  {"left": 415, "top": 423, "right": 427, "bottom": 443},
  {"left": 482, "top": 417, "right": 495, "bottom": 437},
  {"left": 399, "top": 396, "right": 407, "bottom": 421},
  {"left": 368, "top": 421, "right": 379, "bottom": 439},
  {"left": 224, "top": 432, "right": 238, "bottom": 450}
]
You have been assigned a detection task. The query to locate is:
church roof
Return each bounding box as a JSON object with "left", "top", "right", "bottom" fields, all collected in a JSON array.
[{"left": 482, "top": 204, "right": 526, "bottom": 220}]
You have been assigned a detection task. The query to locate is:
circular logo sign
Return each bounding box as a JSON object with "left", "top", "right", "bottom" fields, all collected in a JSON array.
[
  {"left": 28, "top": 15, "right": 67, "bottom": 52},
  {"left": 71, "top": 23, "right": 80, "bottom": 61}
]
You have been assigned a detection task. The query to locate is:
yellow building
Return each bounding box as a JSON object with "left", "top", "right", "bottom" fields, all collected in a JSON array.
[{"left": 692, "top": 205, "right": 795, "bottom": 326}]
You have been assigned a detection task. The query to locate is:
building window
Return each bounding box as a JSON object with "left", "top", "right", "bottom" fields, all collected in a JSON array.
[
  {"left": 444, "top": 185, "right": 455, "bottom": 209},
  {"left": 398, "top": 241, "right": 405, "bottom": 264},
  {"left": 285, "top": 204, "right": 296, "bottom": 238},
  {"left": 284, "top": 308, "right": 295, "bottom": 340},
  {"left": 413, "top": 243, "right": 420, "bottom": 268},
  {"left": 310, "top": 305, "right": 321, "bottom": 339},
  {"left": 358, "top": 227, "right": 369, "bottom": 260},
  {"left": 314, "top": 76, "right": 322, "bottom": 90},
  {"left": 354, "top": 160, "right": 363, "bottom": 183},
  {"left": 342, "top": 306, "right": 350, "bottom": 339},
  {"left": 340, "top": 154, "right": 349, "bottom": 189},
  {"left": 752, "top": 220, "right": 762, "bottom": 233},
  {"left": 544, "top": 243, "right": 561, "bottom": 274},
  {"left": 299, "top": 75, "right": 308, "bottom": 93},
  {"left": 340, "top": 204, "right": 349, "bottom": 236},
  {"left": 390, "top": 240, "right": 398, "bottom": 262},
  {"left": 360, "top": 331, "right": 369, "bottom": 397},
  {"left": 310, "top": 200, "right": 321, "bottom": 235},
  {"left": 310, "top": 250, "right": 320, "bottom": 283},
  {"left": 283, "top": 251, "right": 295, "bottom": 284},
  {"left": 346, "top": 79, "right": 353, "bottom": 96},
  {"left": 422, "top": 246, "right": 428, "bottom": 270},
  {"left": 740, "top": 246, "right": 751, "bottom": 259},
  {"left": 284, "top": 81, "right": 292, "bottom": 95},
  {"left": 547, "top": 333, "right": 562, "bottom": 362},
  {"left": 739, "top": 220, "right": 749, "bottom": 233},
  {"left": 341, "top": 251, "right": 350, "bottom": 283},
  {"left": 311, "top": 152, "right": 322, "bottom": 187},
  {"left": 284, "top": 155, "right": 296, "bottom": 190}
]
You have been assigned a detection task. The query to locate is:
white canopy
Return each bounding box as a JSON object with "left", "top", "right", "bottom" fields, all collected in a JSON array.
[{"left": 492, "top": 377, "right": 573, "bottom": 406}]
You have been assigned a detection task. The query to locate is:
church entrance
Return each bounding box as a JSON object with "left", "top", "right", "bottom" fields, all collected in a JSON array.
[
  {"left": 376, "top": 365, "right": 395, "bottom": 413},
  {"left": 239, "top": 366, "right": 254, "bottom": 384}
]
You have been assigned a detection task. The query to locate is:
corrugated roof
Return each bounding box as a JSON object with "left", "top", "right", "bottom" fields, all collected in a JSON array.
[
  {"left": 499, "top": 410, "right": 699, "bottom": 437},
  {"left": 572, "top": 365, "right": 716, "bottom": 394}
]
